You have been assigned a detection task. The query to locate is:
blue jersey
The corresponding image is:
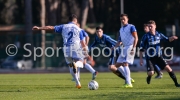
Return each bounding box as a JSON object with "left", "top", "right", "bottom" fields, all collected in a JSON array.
[
  {"left": 54, "top": 22, "right": 84, "bottom": 46},
  {"left": 90, "top": 34, "right": 119, "bottom": 55},
  {"left": 140, "top": 31, "right": 169, "bottom": 59},
  {"left": 82, "top": 30, "right": 88, "bottom": 41}
]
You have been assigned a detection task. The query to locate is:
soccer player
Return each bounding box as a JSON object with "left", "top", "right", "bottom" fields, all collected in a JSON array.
[
  {"left": 32, "top": 14, "right": 92, "bottom": 89},
  {"left": 144, "top": 24, "right": 163, "bottom": 79},
  {"left": 113, "top": 14, "right": 138, "bottom": 88},
  {"left": 90, "top": 26, "right": 134, "bottom": 82},
  {"left": 71, "top": 23, "right": 97, "bottom": 81},
  {"left": 139, "top": 20, "right": 180, "bottom": 87}
]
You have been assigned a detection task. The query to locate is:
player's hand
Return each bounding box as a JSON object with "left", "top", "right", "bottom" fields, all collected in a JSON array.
[
  {"left": 169, "top": 36, "right": 178, "bottom": 42},
  {"left": 139, "top": 58, "right": 143, "bottom": 66},
  {"left": 32, "top": 26, "right": 39, "bottom": 30}
]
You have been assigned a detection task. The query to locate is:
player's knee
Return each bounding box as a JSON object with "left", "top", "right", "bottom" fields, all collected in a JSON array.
[
  {"left": 147, "top": 71, "right": 154, "bottom": 76},
  {"left": 164, "top": 65, "right": 172, "bottom": 72},
  {"left": 123, "top": 63, "right": 128, "bottom": 66},
  {"left": 108, "top": 65, "right": 116, "bottom": 71}
]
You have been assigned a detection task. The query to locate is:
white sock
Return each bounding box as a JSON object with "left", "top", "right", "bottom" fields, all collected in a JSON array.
[
  {"left": 117, "top": 66, "right": 125, "bottom": 77},
  {"left": 77, "top": 67, "right": 80, "bottom": 79},
  {"left": 69, "top": 67, "right": 80, "bottom": 85},
  {"left": 84, "top": 63, "right": 95, "bottom": 74},
  {"left": 123, "top": 66, "right": 131, "bottom": 85}
]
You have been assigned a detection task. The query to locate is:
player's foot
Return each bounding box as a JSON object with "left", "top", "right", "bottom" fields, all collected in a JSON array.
[
  {"left": 122, "top": 84, "right": 133, "bottom": 88},
  {"left": 155, "top": 75, "right": 163, "bottom": 79},
  {"left": 76, "top": 84, "right": 81, "bottom": 89},
  {"left": 175, "top": 84, "right": 180, "bottom": 87},
  {"left": 131, "top": 78, "right": 135, "bottom": 83},
  {"left": 92, "top": 71, "right": 98, "bottom": 80},
  {"left": 146, "top": 76, "right": 151, "bottom": 84}
]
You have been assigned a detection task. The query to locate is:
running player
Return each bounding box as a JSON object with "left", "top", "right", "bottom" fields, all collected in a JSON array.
[
  {"left": 144, "top": 23, "right": 163, "bottom": 79},
  {"left": 139, "top": 20, "right": 180, "bottom": 87},
  {"left": 32, "top": 14, "right": 92, "bottom": 89},
  {"left": 113, "top": 14, "right": 138, "bottom": 88}
]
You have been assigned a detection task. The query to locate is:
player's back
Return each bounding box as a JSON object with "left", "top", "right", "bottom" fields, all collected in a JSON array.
[{"left": 61, "top": 23, "right": 82, "bottom": 46}]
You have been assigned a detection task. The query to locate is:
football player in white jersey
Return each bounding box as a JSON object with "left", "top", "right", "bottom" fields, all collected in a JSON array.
[
  {"left": 71, "top": 23, "right": 97, "bottom": 81},
  {"left": 32, "top": 14, "right": 92, "bottom": 89},
  {"left": 113, "top": 14, "right": 138, "bottom": 88}
]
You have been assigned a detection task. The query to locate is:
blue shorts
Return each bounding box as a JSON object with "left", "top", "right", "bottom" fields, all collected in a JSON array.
[{"left": 108, "top": 50, "right": 119, "bottom": 65}]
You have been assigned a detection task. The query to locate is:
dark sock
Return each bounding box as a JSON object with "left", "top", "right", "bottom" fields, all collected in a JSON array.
[
  {"left": 115, "top": 70, "right": 125, "bottom": 80},
  {"left": 147, "top": 76, "right": 152, "bottom": 84},
  {"left": 168, "top": 71, "right": 179, "bottom": 85}
]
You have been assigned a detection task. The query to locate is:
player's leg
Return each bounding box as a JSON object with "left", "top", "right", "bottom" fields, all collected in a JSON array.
[
  {"left": 154, "top": 65, "right": 163, "bottom": 79},
  {"left": 146, "top": 59, "right": 156, "bottom": 84},
  {"left": 65, "top": 52, "right": 82, "bottom": 89},
  {"left": 83, "top": 59, "right": 97, "bottom": 80},
  {"left": 157, "top": 56, "right": 180, "bottom": 87}
]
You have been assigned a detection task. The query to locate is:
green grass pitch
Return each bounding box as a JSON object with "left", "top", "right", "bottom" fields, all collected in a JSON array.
[{"left": 0, "top": 72, "right": 180, "bottom": 100}]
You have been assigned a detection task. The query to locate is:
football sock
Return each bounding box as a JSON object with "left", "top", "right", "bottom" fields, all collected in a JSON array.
[
  {"left": 115, "top": 70, "right": 125, "bottom": 80},
  {"left": 117, "top": 66, "right": 125, "bottom": 77},
  {"left": 77, "top": 67, "right": 80, "bottom": 79},
  {"left": 168, "top": 71, "right": 179, "bottom": 85},
  {"left": 123, "top": 66, "right": 131, "bottom": 85},
  {"left": 146, "top": 76, "right": 151, "bottom": 84},
  {"left": 69, "top": 67, "right": 80, "bottom": 85},
  {"left": 85, "top": 63, "right": 95, "bottom": 74}
]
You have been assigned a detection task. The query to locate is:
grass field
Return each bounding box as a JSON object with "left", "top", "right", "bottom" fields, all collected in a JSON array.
[{"left": 0, "top": 72, "right": 180, "bottom": 100}]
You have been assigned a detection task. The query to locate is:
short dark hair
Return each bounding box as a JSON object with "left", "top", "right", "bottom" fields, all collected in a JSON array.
[
  {"left": 96, "top": 26, "right": 103, "bottom": 30},
  {"left": 144, "top": 23, "right": 148, "bottom": 27},
  {"left": 148, "top": 20, "right": 156, "bottom": 25},
  {"left": 120, "top": 14, "right": 128, "bottom": 18},
  {"left": 69, "top": 14, "right": 77, "bottom": 21}
]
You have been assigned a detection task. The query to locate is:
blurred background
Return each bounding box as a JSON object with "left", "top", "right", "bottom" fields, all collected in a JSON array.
[{"left": 0, "top": 0, "right": 179, "bottom": 71}]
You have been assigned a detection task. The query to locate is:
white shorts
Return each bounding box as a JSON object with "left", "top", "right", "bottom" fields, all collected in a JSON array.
[
  {"left": 116, "top": 45, "right": 135, "bottom": 64},
  {"left": 63, "top": 45, "right": 85, "bottom": 64}
]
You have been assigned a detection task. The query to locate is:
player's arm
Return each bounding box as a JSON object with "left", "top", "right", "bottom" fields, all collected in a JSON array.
[
  {"left": 131, "top": 25, "right": 138, "bottom": 51},
  {"left": 85, "top": 36, "right": 90, "bottom": 45},
  {"left": 106, "top": 36, "right": 117, "bottom": 48},
  {"left": 83, "top": 30, "right": 90, "bottom": 45},
  {"left": 139, "top": 35, "right": 147, "bottom": 66},
  {"left": 32, "top": 25, "right": 63, "bottom": 34},
  {"left": 113, "top": 34, "right": 122, "bottom": 49},
  {"left": 32, "top": 26, "right": 54, "bottom": 31},
  {"left": 160, "top": 33, "right": 178, "bottom": 42}
]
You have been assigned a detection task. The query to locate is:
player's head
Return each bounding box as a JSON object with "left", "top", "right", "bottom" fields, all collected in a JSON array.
[
  {"left": 144, "top": 23, "right": 149, "bottom": 33},
  {"left": 148, "top": 20, "right": 156, "bottom": 33},
  {"left": 96, "top": 26, "right": 103, "bottom": 38},
  {"left": 69, "top": 14, "right": 78, "bottom": 24},
  {"left": 120, "top": 14, "right": 129, "bottom": 25}
]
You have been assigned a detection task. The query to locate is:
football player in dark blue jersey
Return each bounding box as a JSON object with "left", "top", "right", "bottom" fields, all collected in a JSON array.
[{"left": 140, "top": 20, "right": 180, "bottom": 87}]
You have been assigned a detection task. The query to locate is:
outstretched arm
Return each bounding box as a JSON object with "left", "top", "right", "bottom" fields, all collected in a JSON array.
[
  {"left": 32, "top": 26, "right": 54, "bottom": 31},
  {"left": 169, "top": 36, "right": 178, "bottom": 42}
]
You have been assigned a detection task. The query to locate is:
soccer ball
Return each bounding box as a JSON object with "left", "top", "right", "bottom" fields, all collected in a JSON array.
[{"left": 88, "top": 80, "right": 99, "bottom": 90}]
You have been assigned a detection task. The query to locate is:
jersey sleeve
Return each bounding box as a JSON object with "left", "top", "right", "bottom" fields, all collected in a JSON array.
[
  {"left": 106, "top": 36, "right": 117, "bottom": 47},
  {"left": 160, "top": 33, "right": 169, "bottom": 41},
  {"left": 82, "top": 30, "right": 88, "bottom": 37},
  {"left": 54, "top": 25, "right": 63, "bottom": 33},
  {"left": 79, "top": 30, "right": 84, "bottom": 41},
  {"left": 130, "top": 25, "right": 137, "bottom": 33},
  {"left": 139, "top": 34, "right": 147, "bottom": 52}
]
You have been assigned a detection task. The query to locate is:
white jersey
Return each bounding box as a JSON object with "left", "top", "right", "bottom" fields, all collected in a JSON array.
[
  {"left": 119, "top": 24, "right": 136, "bottom": 46},
  {"left": 61, "top": 24, "right": 82, "bottom": 46}
]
